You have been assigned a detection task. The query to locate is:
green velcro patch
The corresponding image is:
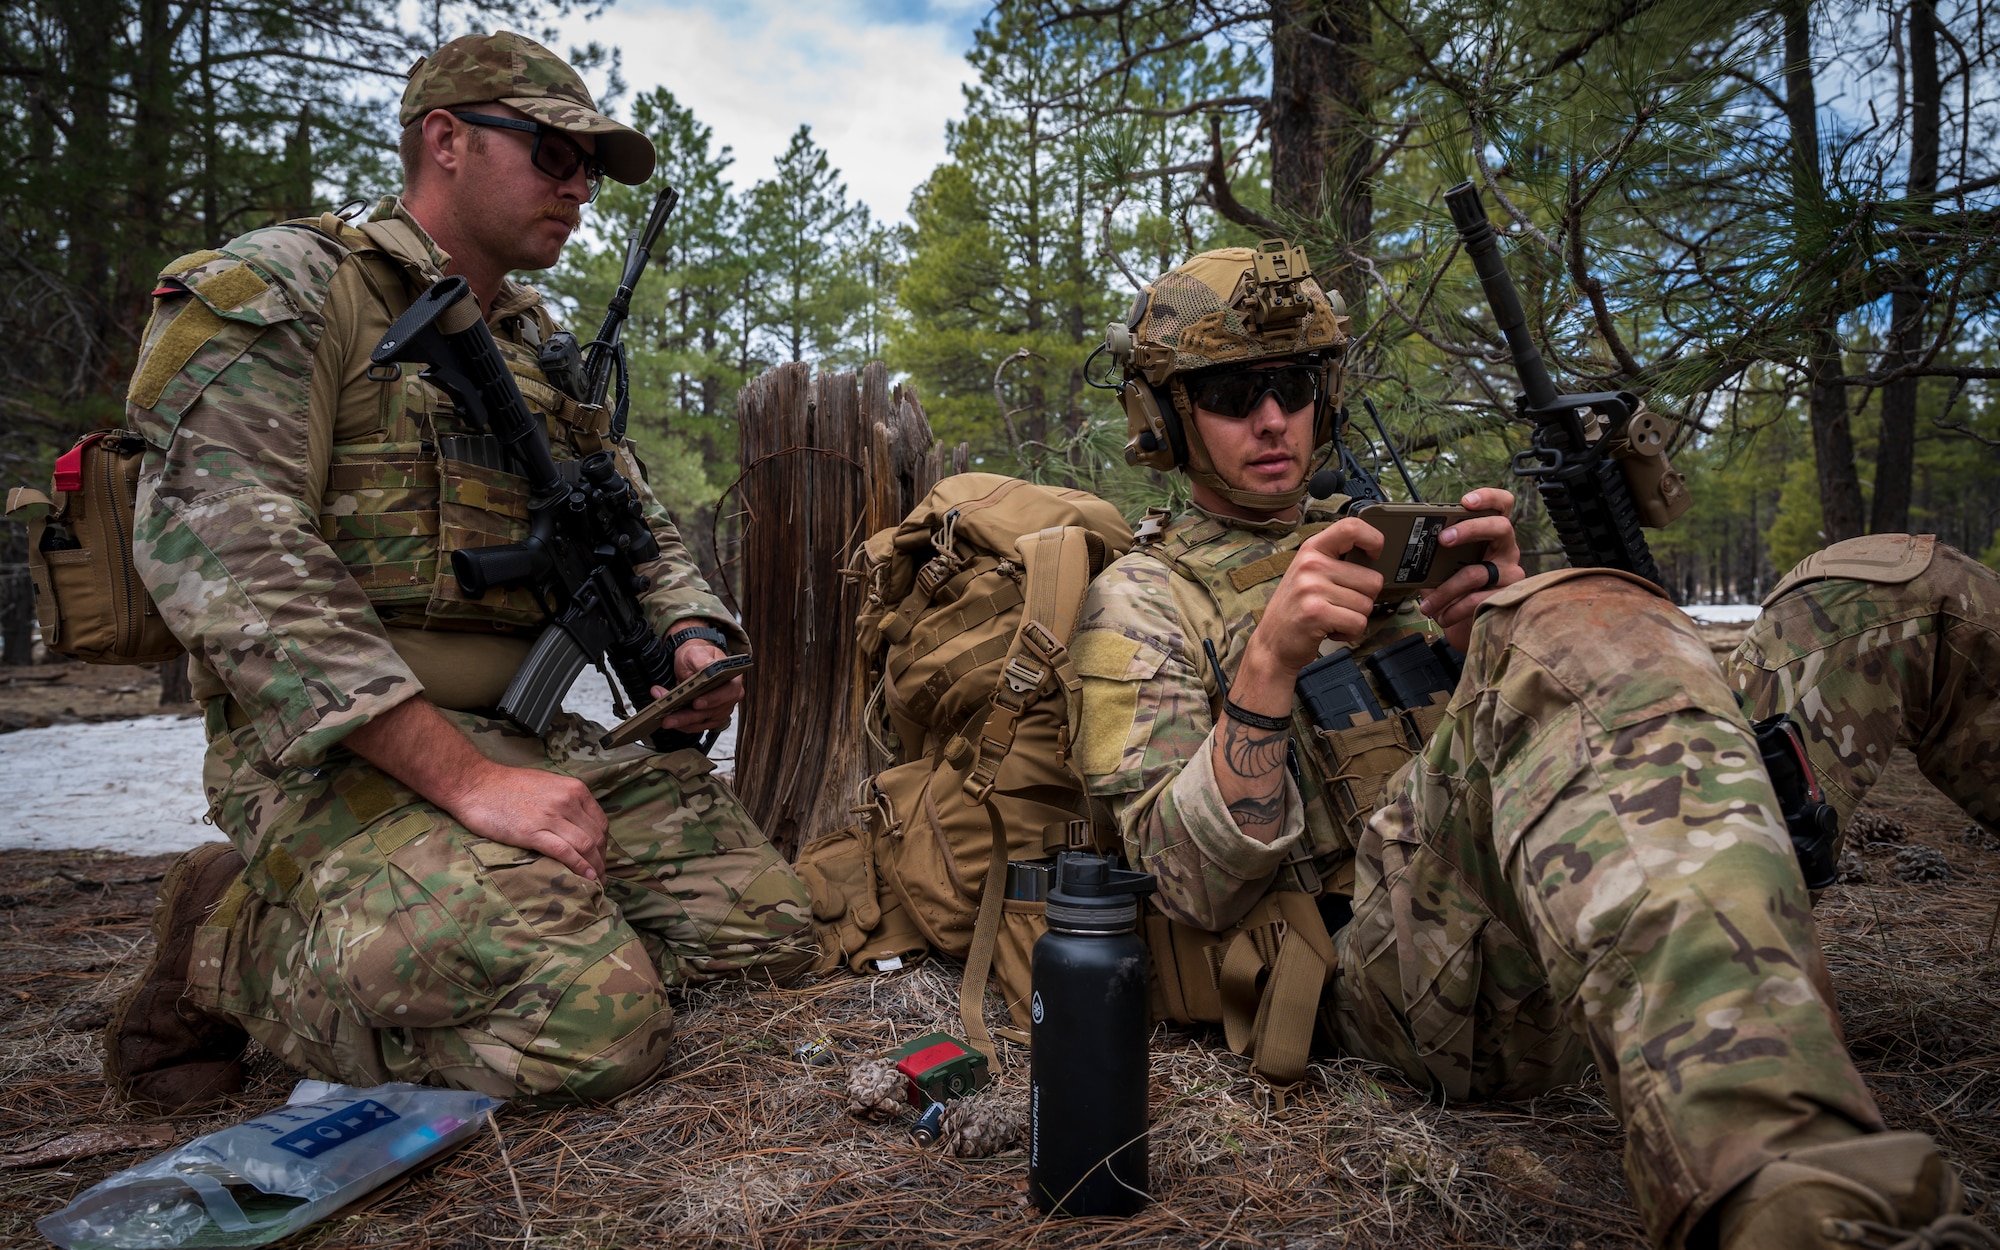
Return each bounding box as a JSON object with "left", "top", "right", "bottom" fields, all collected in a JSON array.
[
  {"left": 340, "top": 771, "right": 401, "bottom": 826},
  {"left": 194, "top": 262, "right": 271, "bottom": 311},
  {"left": 264, "top": 846, "right": 305, "bottom": 898},
  {"left": 1076, "top": 677, "right": 1141, "bottom": 777},
  {"left": 127, "top": 300, "right": 227, "bottom": 410},
  {"left": 162, "top": 249, "right": 226, "bottom": 277},
  {"left": 1072, "top": 630, "right": 1142, "bottom": 679},
  {"left": 371, "top": 810, "right": 433, "bottom": 855},
  {"left": 1228, "top": 549, "right": 1296, "bottom": 592}
]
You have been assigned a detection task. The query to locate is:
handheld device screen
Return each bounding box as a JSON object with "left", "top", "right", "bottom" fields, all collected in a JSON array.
[
  {"left": 1342, "top": 503, "right": 1497, "bottom": 602},
  {"left": 600, "top": 654, "right": 753, "bottom": 749}
]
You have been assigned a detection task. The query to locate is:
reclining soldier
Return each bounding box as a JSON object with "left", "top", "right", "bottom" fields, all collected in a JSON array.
[
  {"left": 105, "top": 32, "right": 815, "bottom": 1111},
  {"left": 1073, "top": 244, "right": 1997, "bottom": 1249}
]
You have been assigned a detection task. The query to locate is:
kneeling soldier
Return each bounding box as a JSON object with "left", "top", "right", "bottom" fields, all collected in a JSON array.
[
  {"left": 1073, "top": 243, "right": 1991, "bottom": 1248},
  {"left": 105, "top": 32, "right": 814, "bottom": 1112}
]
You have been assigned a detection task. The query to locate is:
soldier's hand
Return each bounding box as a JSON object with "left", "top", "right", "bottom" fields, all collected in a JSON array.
[
  {"left": 1246, "top": 518, "right": 1386, "bottom": 676},
  {"left": 445, "top": 763, "right": 609, "bottom": 882},
  {"left": 1419, "top": 487, "right": 1526, "bottom": 651},
  {"left": 653, "top": 629, "right": 743, "bottom": 734}
]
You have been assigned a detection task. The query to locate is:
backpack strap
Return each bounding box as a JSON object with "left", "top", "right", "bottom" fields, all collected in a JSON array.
[
  {"left": 962, "top": 524, "right": 1095, "bottom": 804},
  {"left": 956, "top": 522, "right": 1099, "bottom": 1063},
  {"left": 1216, "top": 890, "right": 1335, "bottom": 1089},
  {"left": 958, "top": 798, "right": 1013, "bottom": 1064}
]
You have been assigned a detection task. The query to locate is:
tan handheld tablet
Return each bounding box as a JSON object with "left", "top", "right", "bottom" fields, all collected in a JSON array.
[
  {"left": 600, "top": 654, "right": 753, "bottom": 748},
  {"left": 1343, "top": 503, "right": 1498, "bottom": 601}
]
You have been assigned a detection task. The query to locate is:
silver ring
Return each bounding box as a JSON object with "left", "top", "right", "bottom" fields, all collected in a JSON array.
[{"left": 1480, "top": 560, "right": 1500, "bottom": 589}]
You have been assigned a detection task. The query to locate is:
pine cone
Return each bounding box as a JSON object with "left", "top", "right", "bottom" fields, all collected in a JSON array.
[
  {"left": 1836, "top": 850, "right": 1870, "bottom": 885},
  {"left": 1955, "top": 823, "right": 2000, "bottom": 852},
  {"left": 1848, "top": 811, "right": 1907, "bottom": 847},
  {"left": 941, "top": 1088, "right": 1026, "bottom": 1158},
  {"left": 846, "top": 1058, "right": 905, "bottom": 1119},
  {"left": 1891, "top": 844, "right": 1953, "bottom": 883}
]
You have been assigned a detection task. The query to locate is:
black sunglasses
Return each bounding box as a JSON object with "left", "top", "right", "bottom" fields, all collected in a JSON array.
[
  {"left": 1187, "top": 364, "right": 1321, "bottom": 419},
  {"left": 449, "top": 112, "right": 605, "bottom": 201}
]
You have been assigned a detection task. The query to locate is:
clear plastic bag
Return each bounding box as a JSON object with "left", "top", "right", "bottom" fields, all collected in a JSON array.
[{"left": 39, "top": 1081, "right": 501, "bottom": 1249}]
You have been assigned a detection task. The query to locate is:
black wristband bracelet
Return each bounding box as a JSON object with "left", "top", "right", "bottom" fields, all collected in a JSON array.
[
  {"left": 1223, "top": 698, "right": 1290, "bottom": 732},
  {"left": 667, "top": 625, "right": 729, "bottom": 654}
]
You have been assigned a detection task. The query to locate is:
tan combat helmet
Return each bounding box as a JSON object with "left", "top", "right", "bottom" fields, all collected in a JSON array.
[
  {"left": 400, "top": 31, "right": 656, "bottom": 185},
  {"left": 1106, "top": 239, "right": 1350, "bottom": 511}
]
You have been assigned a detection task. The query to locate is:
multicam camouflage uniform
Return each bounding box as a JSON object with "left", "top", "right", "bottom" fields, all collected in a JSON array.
[
  {"left": 128, "top": 196, "right": 813, "bottom": 1102},
  {"left": 1075, "top": 511, "right": 1889, "bottom": 1247},
  {"left": 1726, "top": 534, "right": 2000, "bottom": 841}
]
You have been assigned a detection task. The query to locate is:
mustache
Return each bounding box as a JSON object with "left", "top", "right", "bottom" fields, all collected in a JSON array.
[{"left": 536, "top": 203, "right": 582, "bottom": 229}]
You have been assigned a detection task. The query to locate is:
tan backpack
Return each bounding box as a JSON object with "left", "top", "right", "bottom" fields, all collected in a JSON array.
[
  {"left": 796, "top": 474, "right": 1134, "bottom": 1058},
  {"left": 6, "top": 430, "right": 184, "bottom": 665}
]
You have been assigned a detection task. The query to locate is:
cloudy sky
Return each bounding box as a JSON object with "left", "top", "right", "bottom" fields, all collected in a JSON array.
[{"left": 554, "top": 0, "right": 988, "bottom": 223}]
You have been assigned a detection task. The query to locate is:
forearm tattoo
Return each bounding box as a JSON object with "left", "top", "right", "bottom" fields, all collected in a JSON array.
[
  {"left": 1218, "top": 717, "right": 1288, "bottom": 834},
  {"left": 1226, "top": 790, "right": 1287, "bottom": 827},
  {"left": 1220, "top": 717, "right": 1289, "bottom": 778}
]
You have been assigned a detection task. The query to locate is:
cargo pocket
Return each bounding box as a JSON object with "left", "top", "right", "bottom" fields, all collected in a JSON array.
[{"left": 327, "top": 824, "right": 552, "bottom": 1029}]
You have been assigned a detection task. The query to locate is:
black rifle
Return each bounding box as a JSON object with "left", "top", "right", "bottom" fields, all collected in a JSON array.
[
  {"left": 372, "top": 276, "right": 691, "bottom": 749},
  {"left": 537, "top": 185, "right": 680, "bottom": 436},
  {"left": 1445, "top": 182, "right": 1838, "bottom": 883},
  {"left": 1444, "top": 181, "right": 1687, "bottom": 586}
]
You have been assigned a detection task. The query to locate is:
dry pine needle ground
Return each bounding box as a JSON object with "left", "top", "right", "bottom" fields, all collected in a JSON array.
[{"left": 2, "top": 748, "right": 1995, "bottom": 1249}]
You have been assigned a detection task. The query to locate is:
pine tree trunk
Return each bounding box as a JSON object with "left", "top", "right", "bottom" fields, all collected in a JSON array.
[
  {"left": 1784, "top": 4, "right": 1865, "bottom": 543},
  {"left": 1269, "top": 0, "right": 1373, "bottom": 249},
  {"left": 1, "top": 566, "right": 33, "bottom": 666},
  {"left": 1871, "top": 0, "right": 1940, "bottom": 535},
  {"left": 159, "top": 653, "right": 192, "bottom": 706}
]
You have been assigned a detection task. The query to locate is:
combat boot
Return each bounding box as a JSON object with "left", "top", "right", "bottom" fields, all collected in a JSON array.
[
  {"left": 102, "top": 841, "right": 251, "bottom": 1113},
  {"left": 1718, "top": 1132, "right": 1999, "bottom": 1249}
]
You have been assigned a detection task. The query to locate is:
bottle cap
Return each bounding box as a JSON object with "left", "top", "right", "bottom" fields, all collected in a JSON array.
[{"left": 1045, "top": 852, "right": 1156, "bottom": 934}]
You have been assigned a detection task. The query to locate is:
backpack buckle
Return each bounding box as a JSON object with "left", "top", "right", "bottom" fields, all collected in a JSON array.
[{"left": 1000, "top": 657, "right": 1045, "bottom": 698}]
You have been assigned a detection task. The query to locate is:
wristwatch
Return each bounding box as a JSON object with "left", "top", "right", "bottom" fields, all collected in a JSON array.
[{"left": 666, "top": 625, "right": 730, "bottom": 662}]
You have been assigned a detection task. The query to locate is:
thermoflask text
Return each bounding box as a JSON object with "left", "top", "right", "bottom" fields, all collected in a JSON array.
[{"left": 1028, "top": 852, "right": 1155, "bottom": 1216}]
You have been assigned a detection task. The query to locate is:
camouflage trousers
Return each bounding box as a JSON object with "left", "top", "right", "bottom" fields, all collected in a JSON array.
[
  {"left": 1725, "top": 537, "right": 2000, "bottom": 841},
  {"left": 1325, "top": 571, "right": 1884, "bottom": 1249},
  {"left": 187, "top": 704, "right": 816, "bottom": 1102}
]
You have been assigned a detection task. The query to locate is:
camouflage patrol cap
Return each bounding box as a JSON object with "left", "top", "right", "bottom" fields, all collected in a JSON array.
[{"left": 400, "top": 31, "right": 656, "bottom": 185}]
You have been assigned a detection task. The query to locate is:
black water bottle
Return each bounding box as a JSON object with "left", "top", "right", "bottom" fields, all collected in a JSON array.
[{"left": 1029, "top": 852, "right": 1155, "bottom": 1217}]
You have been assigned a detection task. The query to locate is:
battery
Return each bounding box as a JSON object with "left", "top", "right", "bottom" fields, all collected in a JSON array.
[
  {"left": 886, "top": 1032, "right": 990, "bottom": 1107},
  {"left": 794, "top": 1034, "right": 838, "bottom": 1066}
]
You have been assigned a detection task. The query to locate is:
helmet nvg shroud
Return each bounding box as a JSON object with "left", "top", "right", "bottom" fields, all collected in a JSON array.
[{"left": 1107, "top": 239, "right": 1350, "bottom": 511}]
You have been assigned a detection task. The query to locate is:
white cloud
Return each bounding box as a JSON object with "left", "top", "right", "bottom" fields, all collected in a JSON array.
[{"left": 554, "top": 0, "right": 983, "bottom": 222}]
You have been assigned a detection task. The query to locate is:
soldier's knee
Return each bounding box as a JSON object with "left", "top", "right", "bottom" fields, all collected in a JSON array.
[
  {"left": 511, "top": 943, "right": 677, "bottom": 1101},
  {"left": 728, "top": 861, "right": 820, "bottom": 985},
  {"left": 1479, "top": 571, "right": 1718, "bottom": 692}
]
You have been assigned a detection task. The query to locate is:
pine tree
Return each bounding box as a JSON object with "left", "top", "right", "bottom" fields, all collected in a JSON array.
[{"left": 742, "top": 125, "right": 863, "bottom": 365}]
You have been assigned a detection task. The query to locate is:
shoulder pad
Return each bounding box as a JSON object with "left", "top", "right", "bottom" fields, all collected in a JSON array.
[
  {"left": 156, "top": 224, "right": 352, "bottom": 328},
  {"left": 1763, "top": 534, "right": 1936, "bottom": 607}
]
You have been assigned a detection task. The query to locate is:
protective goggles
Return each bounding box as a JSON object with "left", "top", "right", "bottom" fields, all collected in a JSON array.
[
  {"left": 1186, "top": 364, "right": 1322, "bottom": 419},
  {"left": 450, "top": 112, "right": 605, "bottom": 202}
]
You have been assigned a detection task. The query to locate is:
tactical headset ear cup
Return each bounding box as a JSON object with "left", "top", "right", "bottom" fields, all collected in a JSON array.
[
  {"left": 1120, "top": 381, "right": 1179, "bottom": 472},
  {"left": 1152, "top": 381, "right": 1189, "bottom": 466}
]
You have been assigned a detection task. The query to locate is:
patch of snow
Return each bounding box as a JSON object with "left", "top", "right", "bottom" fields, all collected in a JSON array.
[
  {"left": 0, "top": 666, "right": 735, "bottom": 856},
  {"left": 1681, "top": 603, "right": 1764, "bottom": 624},
  {"left": 0, "top": 715, "right": 212, "bottom": 854}
]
